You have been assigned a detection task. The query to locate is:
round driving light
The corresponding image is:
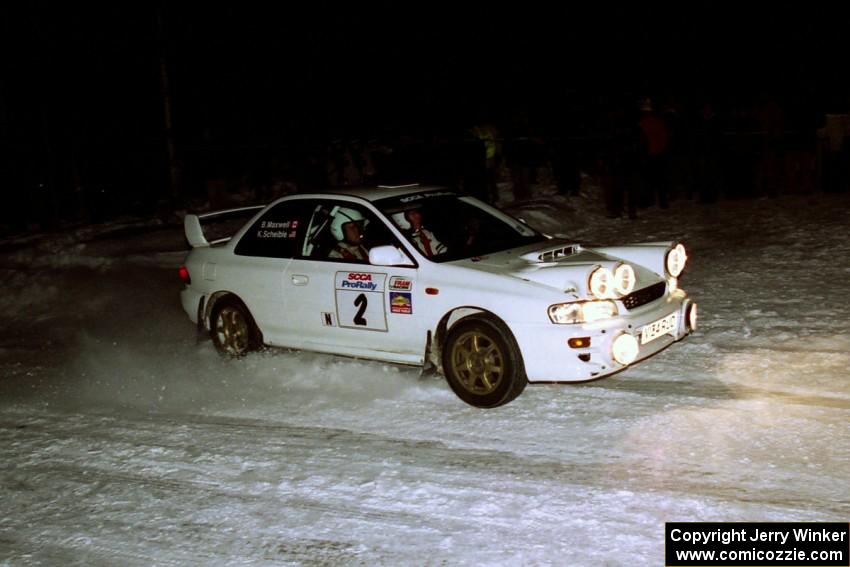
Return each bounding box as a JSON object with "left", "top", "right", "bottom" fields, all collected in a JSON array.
[
  {"left": 614, "top": 263, "right": 636, "bottom": 296},
  {"left": 612, "top": 333, "right": 639, "bottom": 365},
  {"left": 666, "top": 243, "right": 687, "bottom": 277},
  {"left": 677, "top": 243, "right": 688, "bottom": 273},
  {"left": 687, "top": 302, "right": 698, "bottom": 332},
  {"left": 589, "top": 267, "right": 615, "bottom": 298}
]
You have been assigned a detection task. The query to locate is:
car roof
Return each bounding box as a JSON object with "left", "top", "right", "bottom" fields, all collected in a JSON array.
[{"left": 296, "top": 184, "right": 450, "bottom": 203}]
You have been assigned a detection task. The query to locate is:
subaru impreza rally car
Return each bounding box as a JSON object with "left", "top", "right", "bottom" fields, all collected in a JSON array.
[{"left": 180, "top": 185, "right": 697, "bottom": 408}]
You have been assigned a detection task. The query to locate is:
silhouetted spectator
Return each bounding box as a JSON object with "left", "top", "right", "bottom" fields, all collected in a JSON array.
[
  {"left": 785, "top": 92, "right": 818, "bottom": 195},
  {"left": 458, "top": 133, "right": 489, "bottom": 202},
  {"left": 601, "top": 105, "right": 640, "bottom": 219},
  {"left": 551, "top": 97, "right": 584, "bottom": 197},
  {"left": 755, "top": 94, "right": 786, "bottom": 198},
  {"left": 726, "top": 103, "right": 758, "bottom": 199},
  {"left": 819, "top": 98, "right": 850, "bottom": 193},
  {"left": 662, "top": 96, "right": 689, "bottom": 201},
  {"left": 297, "top": 141, "right": 330, "bottom": 192},
  {"left": 693, "top": 100, "right": 724, "bottom": 204},
  {"left": 637, "top": 98, "right": 670, "bottom": 208},
  {"left": 327, "top": 137, "right": 347, "bottom": 187},
  {"left": 505, "top": 109, "right": 545, "bottom": 201},
  {"left": 470, "top": 113, "right": 501, "bottom": 203},
  {"left": 551, "top": 138, "right": 581, "bottom": 197}
]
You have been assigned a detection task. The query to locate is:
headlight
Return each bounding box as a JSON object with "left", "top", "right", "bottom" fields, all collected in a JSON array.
[
  {"left": 548, "top": 302, "right": 583, "bottom": 324},
  {"left": 548, "top": 300, "right": 618, "bottom": 324},
  {"left": 666, "top": 243, "right": 687, "bottom": 277},
  {"left": 588, "top": 267, "right": 615, "bottom": 299},
  {"left": 582, "top": 300, "right": 618, "bottom": 322},
  {"left": 613, "top": 263, "right": 635, "bottom": 296}
]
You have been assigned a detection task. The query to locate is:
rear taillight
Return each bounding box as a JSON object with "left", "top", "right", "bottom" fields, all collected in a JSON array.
[{"left": 178, "top": 266, "right": 191, "bottom": 285}]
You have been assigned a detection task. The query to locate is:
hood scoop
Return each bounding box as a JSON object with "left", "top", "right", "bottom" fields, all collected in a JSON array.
[{"left": 521, "top": 243, "right": 582, "bottom": 264}]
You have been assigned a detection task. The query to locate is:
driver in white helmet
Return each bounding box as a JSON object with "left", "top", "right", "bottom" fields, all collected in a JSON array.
[
  {"left": 392, "top": 207, "right": 446, "bottom": 258},
  {"left": 328, "top": 207, "right": 370, "bottom": 261}
]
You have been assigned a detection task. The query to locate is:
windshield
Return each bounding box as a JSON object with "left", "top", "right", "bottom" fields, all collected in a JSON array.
[{"left": 375, "top": 191, "right": 547, "bottom": 262}]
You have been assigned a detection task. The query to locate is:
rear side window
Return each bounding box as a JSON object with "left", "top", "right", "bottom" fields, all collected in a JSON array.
[{"left": 234, "top": 200, "right": 313, "bottom": 258}]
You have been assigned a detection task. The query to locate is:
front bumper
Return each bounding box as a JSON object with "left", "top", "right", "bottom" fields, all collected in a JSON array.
[{"left": 512, "top": 289, "right": 694, "bottom": 383}]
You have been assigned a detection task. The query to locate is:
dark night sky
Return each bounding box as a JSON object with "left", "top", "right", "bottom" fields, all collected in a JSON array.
[
  {"left": 0, "top": 4, "right": 847, "bottom": 221},
  {"left": 4, "top": 5, "right": 846, "bottom": 135}
]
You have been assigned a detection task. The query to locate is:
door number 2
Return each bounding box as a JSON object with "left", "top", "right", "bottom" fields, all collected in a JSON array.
[
  {"left": 335, "top": 271, "right": 386, "bottom": 331},
  {"left": 353, "top": 293, "right": 368, "bottom": 326}
]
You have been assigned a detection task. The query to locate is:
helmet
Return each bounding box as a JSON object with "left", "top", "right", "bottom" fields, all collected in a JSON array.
[
  {"left": 330, "top": 207, "right": 366, "bottom": 241},
  {"left": 391, "top": 211, "right": 411, "bottom": 230}
]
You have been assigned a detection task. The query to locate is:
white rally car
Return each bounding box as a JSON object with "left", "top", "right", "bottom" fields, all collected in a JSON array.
[{"left": 180, "top": 185, "right": 697, "bottom": 408}]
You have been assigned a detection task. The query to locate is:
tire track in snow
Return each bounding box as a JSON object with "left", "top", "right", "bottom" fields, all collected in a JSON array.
[{"left": 3, "top": 408, "right": 847, "bottom": 520}]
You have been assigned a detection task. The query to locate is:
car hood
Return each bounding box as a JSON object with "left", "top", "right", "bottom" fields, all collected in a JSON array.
[{"left": 452, "top": 240, "right": 663, "bottom": 299}]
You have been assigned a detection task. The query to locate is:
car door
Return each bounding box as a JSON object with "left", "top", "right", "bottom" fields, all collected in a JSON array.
[
  {"left": 229, "top": 199, "right": 315, "bottom": 344},
  {"left": 281, "top": 199, "right": 427, "bottom": 364}
]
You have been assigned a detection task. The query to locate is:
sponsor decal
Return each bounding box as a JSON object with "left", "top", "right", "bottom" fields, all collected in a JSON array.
[
  {"left": 389, "top": 276, "right": 413, "bottom": 291},
  {"left": 399, "top": 191, "right": 455, "bottom": 203},
  {"left": 339, "top": 272, "right": 379, "bottom": 291},
  {"left": 334, "top": 271, "right": 388, "bottom": 331},
  {"left": 390, "top": 292, "right": 412, "bottom": 314},
  {"left": 341, "top": 281, "right": 377, "bottom": 291}
]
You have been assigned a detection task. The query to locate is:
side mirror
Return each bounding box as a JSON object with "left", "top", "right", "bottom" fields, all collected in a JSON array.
[{"left": 369, "top": 245, "right": 415, "bottom": 267}]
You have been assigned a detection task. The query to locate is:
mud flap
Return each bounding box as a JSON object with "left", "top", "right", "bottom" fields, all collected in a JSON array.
[{"left": 419, "top": 331, "right": 440, "bottom": 378}]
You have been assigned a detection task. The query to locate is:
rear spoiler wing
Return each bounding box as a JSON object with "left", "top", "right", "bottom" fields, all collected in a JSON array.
[{"left": 184, "top": 205, "right": 266, "bottom": 248}]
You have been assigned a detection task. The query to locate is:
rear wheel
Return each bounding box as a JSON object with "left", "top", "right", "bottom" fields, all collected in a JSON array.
[
  {"left": 442, "top": 315, "right": 527, "bottom": 408},
  {"left": 210, "top": 297, "right": 261, "bottom": 357}
]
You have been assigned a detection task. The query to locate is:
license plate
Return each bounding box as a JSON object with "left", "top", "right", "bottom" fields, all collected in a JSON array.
[{"left": 641, "top": 312, "right": 678, "bottom": 345}]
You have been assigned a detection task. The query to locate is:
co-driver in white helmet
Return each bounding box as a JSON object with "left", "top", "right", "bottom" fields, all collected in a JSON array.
[{"left": 328, "top": 207, "right": 369, "bottom": 261}]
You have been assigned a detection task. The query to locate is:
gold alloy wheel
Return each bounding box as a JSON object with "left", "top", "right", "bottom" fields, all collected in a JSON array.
[
  {"left": 450, "top": 330, "right": 505, "bottom": 395},
  {"left": 215, "top": 306, "right": 250, "bottom": 354}
]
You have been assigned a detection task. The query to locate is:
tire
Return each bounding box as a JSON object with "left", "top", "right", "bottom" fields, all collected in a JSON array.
[
  {"left": 442, "top": 314, "right": 527, "bottom": 408},
  {"left": 210, "top": 296, "right": 261, "bottom": 357}
]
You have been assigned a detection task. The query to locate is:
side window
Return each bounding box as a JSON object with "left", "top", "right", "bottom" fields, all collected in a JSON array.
[
  {"left": 299, "top": 200, "right": 403, "bottom": 263},
  {"left": 234, "top": 200, "right": 312, "bottom": 258}
]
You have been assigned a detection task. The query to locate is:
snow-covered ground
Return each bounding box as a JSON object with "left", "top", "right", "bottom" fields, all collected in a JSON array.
[{"left": 2, "top": 186, "right": 849, "bottom": 566}]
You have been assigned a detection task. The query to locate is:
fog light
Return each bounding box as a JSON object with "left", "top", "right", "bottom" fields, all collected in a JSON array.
[
  {"left": 687, "top": 302, "right": 698, "bottom": 331},
  {"left": 611, "top": 333, "right": 639, "bottom": 365},
  {"left": 568, "top": 337, "right": 590, "bottom": 348}
]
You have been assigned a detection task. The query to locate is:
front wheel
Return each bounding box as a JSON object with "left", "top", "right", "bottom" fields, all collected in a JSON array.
[
  {"left": 442, "top": 315, "right": 527, "bottom": 408},
  {"left": 210, "top": 297, "right": 261, "bottom": 357}
]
